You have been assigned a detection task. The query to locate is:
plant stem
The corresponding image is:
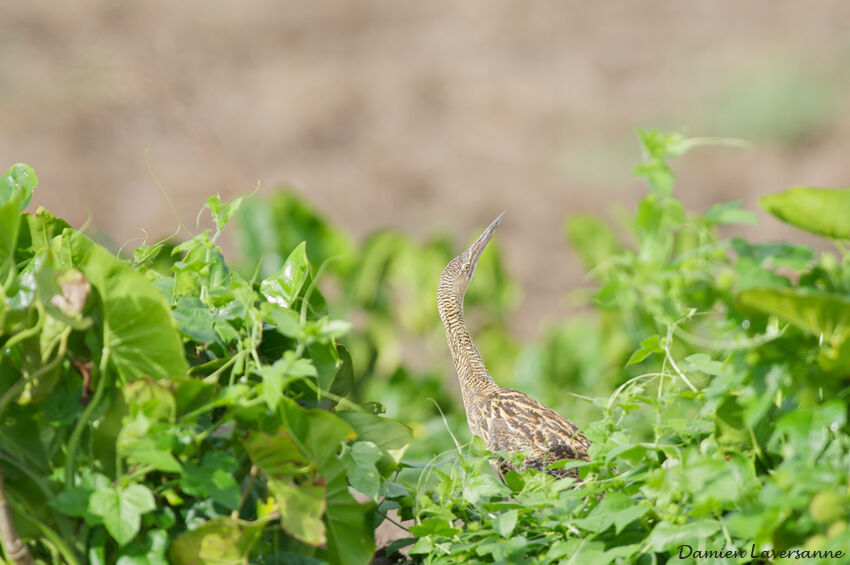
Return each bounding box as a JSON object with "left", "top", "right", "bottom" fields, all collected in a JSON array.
[
  {"left": 663, "top": 325, "right": 697, "bottom": 392},
  {"left": 299, "top": 258, "right": 334, "bottom": 327},
  {"left": 6, "top": 493, "right": 79, "bottom": 565},
  {"left": 0, "top": 304, "right": 44, "bottom": 374},
  {"left": 237, "top": 465, "right": 258, "bottom": 515},
  {"left": 0, "top": 470, "right": 33, "bottom": 565},
  {"left": 0, "top": 452, "right": 74, "bottom": 546},
  {"left": 64, "top": 348, "right": 111, "bottom": 488}
]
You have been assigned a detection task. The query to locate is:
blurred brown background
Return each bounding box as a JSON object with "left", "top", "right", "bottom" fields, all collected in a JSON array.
[{"left": 3, "top": 1, "right": 850, "bottom": 337}]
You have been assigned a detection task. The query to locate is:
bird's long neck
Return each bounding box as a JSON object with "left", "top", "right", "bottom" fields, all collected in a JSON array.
[{"left": 437, "top": 279, "right": 498, "bottom": 410}]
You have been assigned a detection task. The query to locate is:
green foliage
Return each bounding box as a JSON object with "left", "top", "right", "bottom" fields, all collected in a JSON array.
[
  {"left": 395, "top": 131, "right": 850, "bottom": 564},
  {"left": 234, "top": 194, "right": 520, "bottom": 461},
  {"left": 760, "top": 186, "right": 850, "bottom": 239},
  {"left": 3, "top": 127, "right": 850, "bottom": 565},
  {"left": 0, "top": 172, "right": 410, "bottom": 564}
]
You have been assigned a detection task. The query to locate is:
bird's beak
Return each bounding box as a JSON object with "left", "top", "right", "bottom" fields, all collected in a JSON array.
[{"left": 467, "top": 212, "right": 505, "bottom": 268}]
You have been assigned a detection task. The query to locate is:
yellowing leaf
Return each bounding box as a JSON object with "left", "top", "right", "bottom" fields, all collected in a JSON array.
[
  {"left": 169, "top": 517, "right": 266, "bottom": 565},
  {"left": 267, "top": 478, "right": 327, "bottom": 546}
]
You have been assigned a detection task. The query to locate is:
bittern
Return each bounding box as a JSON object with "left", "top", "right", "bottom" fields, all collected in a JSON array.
[{"left": 437, "top": 212, "right": 590, "bottom": 479}]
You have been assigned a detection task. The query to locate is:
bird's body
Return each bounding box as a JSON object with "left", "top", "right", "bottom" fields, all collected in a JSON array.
[{"left": 438, "top": 213, "right": 590, "bottom": 479}]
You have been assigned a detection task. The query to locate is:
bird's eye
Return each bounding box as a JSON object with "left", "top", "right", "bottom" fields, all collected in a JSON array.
[{"left": 461, "top": 263, "right": 470, "bottom": 272}]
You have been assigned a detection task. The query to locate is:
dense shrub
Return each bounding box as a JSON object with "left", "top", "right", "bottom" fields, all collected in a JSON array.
[
  {"left": 389, "top": 132, "right": 850, "bottom": 564},
  {"left": 1, "top": 130, "right": 848, "bottom": 564},
  {"left": 0, "top": 168, "right": 410, "bottom": 564}
]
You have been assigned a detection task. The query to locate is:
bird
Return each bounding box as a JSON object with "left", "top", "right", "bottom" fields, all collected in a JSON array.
[{"left": 437, "top": 212, "right": 591, "bottom": 480}]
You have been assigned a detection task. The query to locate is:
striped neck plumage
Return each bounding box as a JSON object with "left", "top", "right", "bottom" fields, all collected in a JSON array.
[{"left": 438, "top": 274, "right": 497, "bottom": 406}]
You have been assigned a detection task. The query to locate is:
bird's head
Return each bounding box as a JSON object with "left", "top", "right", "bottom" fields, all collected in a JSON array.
[{"left": 440, "top": 212, "right": 505, "bottom": 297}]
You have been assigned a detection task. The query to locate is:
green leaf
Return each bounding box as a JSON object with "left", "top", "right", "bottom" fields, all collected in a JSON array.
[
  {"left": 250, "top": 398, "right": 368, "bottom": 562},
  {"left": 634, "top": 161, "right": 674, "bottom": 196},
  {"left": 774, "top": 400, "right": 847, "bottom": 459},
  {"left": 638, "top": 130, "right": 691, "bottom": 160},
  {"left": 742, "top": 366, "right": 783, "bottom": 428},
  {"left": 180, "top": 452, "right": 241, "bottom": 511},
  {"left": 503, "top": 471, "right": 525, "bottom": 493},
  {"left": 280, "top": 397, "right": 357, "bottom": 469},
  {"left": 321, "top": 468, "right": 375, "bottom": 565},
  {"left": 341, "top": 441, "right": 382, "bottom": 500},
  {"left": 462, "top": 473, "right": 507, "bottom": 505},
  {"left": 733, "top": 258, "right": 791, "bottom": 291},
  {"left": 307, "top": 341, "right": 339, "bottom": 393},
  {"left": 546, "top": 539, "right": 618, "bottom": 565},
  {"left": 704, "top": 200, "right": 758, "bottom": 225},
  {"left": 760, "top": 186, "right": 850, "bottom": 238},
  {"left": 88, "top": 484, "right": 156, "bottom": 546},
  {"left": 261, "top": 302, "right": 301, "bottom": 338},
  {"left": 260, "top": 242, "right": 309, "bottom": 308},
  {"left": 329, "top": 344, "right": 354, "bottom": 398},
  {"left": 288, "top": 357, "right": 318, "bottom": 378},
  {"left": 172, "top": 296, "right": 218, "bottom": 343},
  {"left": 648, "top": 519, "right": 721, "bottom": 552},
  {"left": 49, "top": 487, "right": 92, "bottom": 517},
  {"left": 206, "top": 194, "right": 244, "bottom": 232},
  {"left": 243, "top": 427, "right": 311, "bottom": 478},
  {"left": 318, "top": 318, "right": 351, "bottom": 339},
  {"left": 737, "top": 287, "right": 850, "bottom": 346},
  {"left": 276, "top": 398, "right": 373, "bottom": 565},
  {"left": 336, "top": 411, "right": 412, "bottom": 473},
  {"left": 67, "top": 230, "right": 188, "bottom": 381},
  {"left": 116, "top": 529, "right": 169, "bottom": 565},
  {"left": 408, "top": 517, "right": 461, "bottom": 537},
  {"left": 22, "top": 207, "right": 71, "bottom": 253},
  {"left": 125, "top": 379, "right": 177, "bottom": 422},
  {"left": 408, "top": 537, "right": 433, "bottom": 555},
  {"left": 626, "top": 335, "right": 661, "bottom": 366},
  {"left": 731, "top": 238, "right": 813, "bottom": 271},
  {"left": 49, "top": 487, "right": 102, "bottom": 525},
  {"left": 118, "top": 382, "right": 181, "bottom": 473},
  {"left": 715, "top": 396, "right": 749, "bottom": 448},
  {"left": 680, "top": 353, "right": 724, "bottom": 376},
  {"left": 0, "top": 400, "right": 50, "bottom": 473},
  {"left": 494, "top": 509, "right": 518, "bottom": 538},
  {"left": 258, "top": 364, "right": 288, "bottom": 412},
  {"left": 121, "top": 437, "right": 182, "bottom": 473},
  {"left": 724, "top": 506, "right": 782, "bottom": 546},
  {"left": 572, "top": 493, "right": 650, "bottom": 535},
  {"left": 0, "top": 196, "right": 22, "bottom": 282},
  {"left": 475, "top": 536, "right": 529, "bottom": 561},
  {"left": 267, "top": 478, "right": 326, "bottom": 546},
  {"left": 78, "top": 469, "right": 113, "bottom": 491},
  {"left": 0, "top": 163, "right": 36, "bottom": 210},
  {"left": 132, "top": 243, "right": 164, "bottom": 266},
  {"left": 384, "top": 538, "right": 416, "bottom": 558},
  {"left": 634, "top": 130, "right": 693, "bottom": 195},
  {"left": 260, "top": 352, "right": 317, "bottom": 410}
]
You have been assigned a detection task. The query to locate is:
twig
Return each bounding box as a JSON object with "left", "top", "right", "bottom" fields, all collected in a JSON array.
[
  {"left": 0, "top": 471, "right": 33, "bottom": 565},
  {"left": 663, "top": 325, "right": 697, "bottom": 392}
]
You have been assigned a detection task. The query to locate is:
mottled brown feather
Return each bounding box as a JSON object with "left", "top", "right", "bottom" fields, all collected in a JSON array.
[{"left": 437, "top": 214, "right": 591, "bottom": 481}]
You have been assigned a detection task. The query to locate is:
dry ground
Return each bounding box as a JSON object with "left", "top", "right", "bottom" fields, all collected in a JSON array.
[{"left": 2, "top": 1, "right": 850, "bottom": 337}]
